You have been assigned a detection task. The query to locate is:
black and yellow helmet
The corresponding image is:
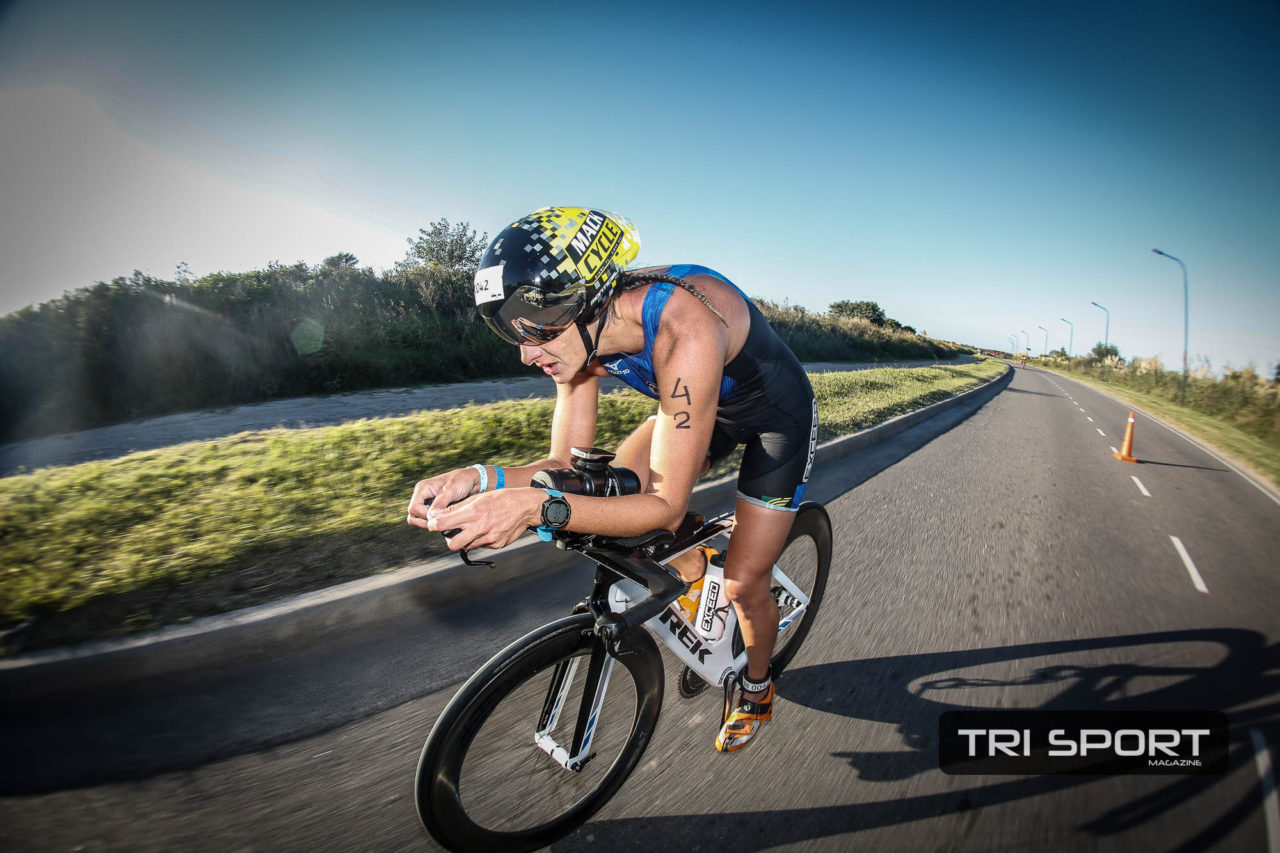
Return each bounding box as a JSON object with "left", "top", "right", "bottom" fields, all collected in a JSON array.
[{"left": 474, "top": 207, "right": 640, "bottom": 345}]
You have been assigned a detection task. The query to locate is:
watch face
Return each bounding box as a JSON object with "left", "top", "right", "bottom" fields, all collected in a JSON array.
[{"left": 544, "top": 497, "right": 571, "bottom": 528}]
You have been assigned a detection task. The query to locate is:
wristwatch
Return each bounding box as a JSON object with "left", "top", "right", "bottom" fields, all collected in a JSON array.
[{"left": 537, "top": 489, "right": 571, "bottom": 542}]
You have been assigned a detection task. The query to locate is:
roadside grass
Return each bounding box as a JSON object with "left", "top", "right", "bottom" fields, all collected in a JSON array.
[
  {"left": 1038, "top": 364, "right": 1280, "bottom": 493},
  {"left": 0, "top": 358, "right": 1005, "bottom": 653}
]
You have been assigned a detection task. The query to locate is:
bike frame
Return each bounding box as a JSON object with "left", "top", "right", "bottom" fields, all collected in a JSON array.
[{"left": 533, "top": 510, "right": 812, "bottom": 772}]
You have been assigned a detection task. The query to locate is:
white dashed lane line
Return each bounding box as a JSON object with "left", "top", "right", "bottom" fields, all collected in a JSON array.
[
  {"left": 1170, "top": 536, "right": 1209, "bottom": 594},
  {"left": 1050, "top": 375, "right": 1215, "bottom": 600}
]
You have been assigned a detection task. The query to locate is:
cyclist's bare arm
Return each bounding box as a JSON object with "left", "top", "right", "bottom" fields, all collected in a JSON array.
[
  {"left": 547, "top": 370, "right": 601, "bottom": 465},
  {"left": 638, "top": 290, "right": 726, "bottom": 528},
  {"left": 414, "top": 301, "right": 726, "bottom": 546},
  {"left": 408, "top": 372, "right": 601, "bottom": 520},
  {"left": 522, "top": 290, "right": 726, "bottom": 537}
]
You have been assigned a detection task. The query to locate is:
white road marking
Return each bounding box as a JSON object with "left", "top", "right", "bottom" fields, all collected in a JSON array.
[
  {"left": 1097, "top": 429, "right": 1107, "bottom": 437},
  {"left": 1170, "top": 536, "right": 1209, "bottom": 593},
  {"left": 1252, "top": 728, "right": 1280, "bottom": 853},
  {"left": 1111, "top": 446, "right": 1120, "bottom": 455},
  {"left": 1055, "top": 372, "right": 1280, "bottom": 508},
  {"left": 1087, "top": 416, "right": 1095, "bottom": 423},
  {"left": 1079, "top": 408, "right": 1087, "bottom": 413},
  {"left": 1132, "top": 476, "right": 1151, "bottom": 497}
]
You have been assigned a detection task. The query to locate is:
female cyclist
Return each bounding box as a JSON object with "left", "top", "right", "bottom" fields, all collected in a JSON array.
[{"left": 406, "top": 207, "right": 817, "bottom": 752}]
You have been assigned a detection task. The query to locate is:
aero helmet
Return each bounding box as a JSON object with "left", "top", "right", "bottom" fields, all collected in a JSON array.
[{"left": 473, "top": 207, "right": 640, "bottom": 345}]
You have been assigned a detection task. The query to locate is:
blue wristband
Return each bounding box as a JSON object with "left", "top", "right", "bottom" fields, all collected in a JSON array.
[{"left": 494, "top": 467, "right": 505, "bottom": 490}]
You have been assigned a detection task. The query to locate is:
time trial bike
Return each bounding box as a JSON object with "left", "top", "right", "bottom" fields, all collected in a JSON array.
[{"left": 414, "top": 447, "right": 832, "bottom": 852}]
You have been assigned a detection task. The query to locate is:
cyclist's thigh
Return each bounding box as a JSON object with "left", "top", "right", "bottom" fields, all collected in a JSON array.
[
  {"left": 614, "top": 415, "right": 658, "bottom": 486},
  {"left": 723, "top": 496, "right": 797, "bottom": 594}
]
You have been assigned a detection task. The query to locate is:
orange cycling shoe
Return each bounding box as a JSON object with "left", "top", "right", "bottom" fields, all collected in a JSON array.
[{"left": 715, "top": 680, "right": 774, "bottom": 753}]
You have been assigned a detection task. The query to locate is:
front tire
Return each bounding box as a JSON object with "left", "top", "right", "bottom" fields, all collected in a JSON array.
[{"left": 416, "top": 614, "right": 664, "bottom": 853}]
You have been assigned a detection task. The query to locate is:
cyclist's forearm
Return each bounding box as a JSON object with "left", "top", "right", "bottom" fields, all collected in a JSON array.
[
  {"left": 559, "top": 492, "right": 685, "bottom": 538},
  {"left": 474, "top": 458, "right": 569, "bottom": 490}
]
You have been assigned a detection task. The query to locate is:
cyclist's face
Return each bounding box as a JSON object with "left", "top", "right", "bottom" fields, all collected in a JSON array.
[{"left": 519, "top": 323, "right": 582, "bottom": 381}]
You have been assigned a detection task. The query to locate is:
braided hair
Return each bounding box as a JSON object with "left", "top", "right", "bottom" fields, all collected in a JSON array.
[{"left": 612, "top": 271, "right": 729, "bottom": 327}]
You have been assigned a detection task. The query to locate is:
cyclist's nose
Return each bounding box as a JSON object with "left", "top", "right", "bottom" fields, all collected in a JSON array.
[{"left": 519, "top": 343, "right": 542, "bottom": 365}]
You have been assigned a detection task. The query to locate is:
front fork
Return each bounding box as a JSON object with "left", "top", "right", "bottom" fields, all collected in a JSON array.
[
  {"left": 535, "top": 638, "right": 614, "bottom": 772},
  {"left": 536, "top": 580, "right": 656, "bottom": 773}
]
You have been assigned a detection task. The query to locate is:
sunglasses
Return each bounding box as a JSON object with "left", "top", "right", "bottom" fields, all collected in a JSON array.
[{"left": 483, "top": 286, "right": 587, "bottom": 346}]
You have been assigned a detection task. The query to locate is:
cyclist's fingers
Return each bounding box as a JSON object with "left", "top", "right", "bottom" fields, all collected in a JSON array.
[
  {"left": 430, "top": 497, "right": 520, "bottom": 551},
  {"left": 409, "top": 470, "right": 474, "bottom": 521},
  {"left": 408, "top": 479, "right": 445, "bottom": 522},
  {"left": 437, "top": 516, "right": 484, "bottom": 552},
  {"left": 433, "top": 469, "right": 485, "bottom": 512},
  {"left": 425, "top": 498, "right": 472, "bottom": 534}
]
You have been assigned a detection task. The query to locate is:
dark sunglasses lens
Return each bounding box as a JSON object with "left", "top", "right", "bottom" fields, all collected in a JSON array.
[
  {"left": 482, "top": 315, "right": 523, "bottom": 346},
  {"left": 485, "top": 287, "right": 585, "bottom": 346},
  {"left": 513, "top": 318, "right": 570, "bottom": 342}
]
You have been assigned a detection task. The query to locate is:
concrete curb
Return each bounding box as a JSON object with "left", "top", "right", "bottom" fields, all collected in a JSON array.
[{"left": 0, "top": 365, "right": 1011, "bottom": 701}]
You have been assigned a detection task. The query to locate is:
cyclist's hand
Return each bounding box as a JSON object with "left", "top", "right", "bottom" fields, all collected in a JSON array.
[
  {"left": 424, "top": 488, "right": 542, "bottom": 552},
  {"left": 406, "top": 468, "right": 480, "bottom": 530}
]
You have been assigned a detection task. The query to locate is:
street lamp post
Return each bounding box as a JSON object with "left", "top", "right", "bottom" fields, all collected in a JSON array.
[
  {"left": 1060, "top": 318, "right": 1073, "bottom": 358},
  {"left": 1153, "top": 248, "right": 1190, "bottom": 404},
  {"left": 1090, "top": 301, "right": 1110, "bottom": 353},
  {"left": 1038, "top": 325, "right": 1048, "bottom": 356},
  {"left": 1020, "top": 330, "right": 1030, "bottom": 355}
]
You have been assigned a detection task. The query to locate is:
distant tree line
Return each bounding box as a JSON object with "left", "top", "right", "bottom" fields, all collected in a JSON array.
[
  {"left": 1034, "top": 345, "right": 1279, "bottom": 449},
  {"left": 0, "top": 220, "right": 517, "bottom": 442},
  {"left": 827, "top": 299, "right": 916, "bottom": 334},
  {"left": 0, "top": 221, "right": 961, "bottom": 443}
]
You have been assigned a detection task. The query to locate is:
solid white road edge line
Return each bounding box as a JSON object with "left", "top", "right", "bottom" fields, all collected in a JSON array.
[
  {"left": 1252, "top": 728, "right": 1280, "bottom": 853},
  {"left": 1170, "top": 536, "right": 1209, "bottom": 594}
]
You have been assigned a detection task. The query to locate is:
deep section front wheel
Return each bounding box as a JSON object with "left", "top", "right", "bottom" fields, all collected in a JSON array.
[{"left": 416, "top": 614, "right": 664, "bottom": 853}]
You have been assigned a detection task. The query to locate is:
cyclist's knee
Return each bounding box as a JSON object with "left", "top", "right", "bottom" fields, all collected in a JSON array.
[{"left": 724, "top": 574, "right": 776, "bottom": 617}]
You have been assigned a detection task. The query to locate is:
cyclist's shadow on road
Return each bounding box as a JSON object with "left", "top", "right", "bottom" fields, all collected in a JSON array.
[{"left": 557, "top": 628, "right": 1280, "bottom": 852}]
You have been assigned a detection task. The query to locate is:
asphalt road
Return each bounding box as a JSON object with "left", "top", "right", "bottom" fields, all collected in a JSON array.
[{"left": 3, "top": 365, "right": 1279, "bottom": 852}]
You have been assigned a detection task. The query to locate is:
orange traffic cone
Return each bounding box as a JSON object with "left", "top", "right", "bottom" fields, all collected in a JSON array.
[{"left": 1114, "top": 412, "right": 1138, "bottom": 463}]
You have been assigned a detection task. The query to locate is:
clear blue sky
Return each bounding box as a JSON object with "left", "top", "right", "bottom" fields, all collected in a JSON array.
[{"left": 2, "top": 0, "right": 1277, "bottom": 374}]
